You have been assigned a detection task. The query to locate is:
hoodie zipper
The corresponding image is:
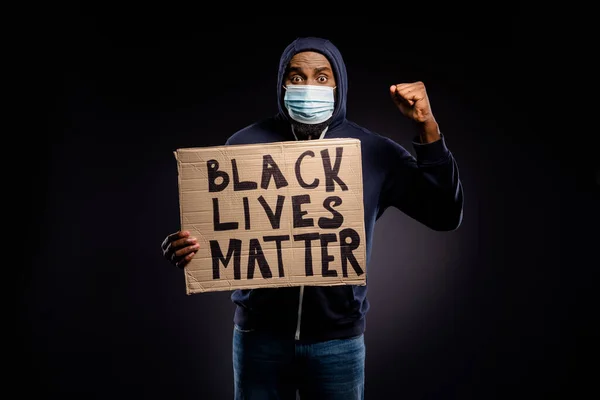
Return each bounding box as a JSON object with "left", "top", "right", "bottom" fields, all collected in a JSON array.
[
  {"left": 295, "top": 286, "right": 304, "bottom": 340},
  {"left": 292, "top": 126, "right": 328, "bottom": 341}
]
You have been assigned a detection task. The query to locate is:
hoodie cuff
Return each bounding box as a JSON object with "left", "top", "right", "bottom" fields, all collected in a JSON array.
[{"left": 412, "top": 134, "right": 450, "bottom": 165}]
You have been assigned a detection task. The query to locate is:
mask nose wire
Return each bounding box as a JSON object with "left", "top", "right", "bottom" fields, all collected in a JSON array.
[{"left": 282, "top": 85, "right": 337, "bottom": 90}]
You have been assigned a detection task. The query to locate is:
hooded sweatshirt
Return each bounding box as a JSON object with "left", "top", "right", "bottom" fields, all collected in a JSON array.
[{"left": 225, "top": 37, "right": 463, "bottom": 342}]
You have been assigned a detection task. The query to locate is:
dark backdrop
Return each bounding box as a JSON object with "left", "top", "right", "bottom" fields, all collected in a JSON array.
[{"left": 24, "top": 8, "right": 598, "bottom": 400}]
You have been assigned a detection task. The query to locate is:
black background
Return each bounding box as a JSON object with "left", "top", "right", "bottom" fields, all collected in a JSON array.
[{"left": 24, "top": 7, "right": 598, "bottom": 399}]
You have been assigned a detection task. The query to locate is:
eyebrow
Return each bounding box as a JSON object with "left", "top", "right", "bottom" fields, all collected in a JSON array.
[{"left": 286, "top": 66, "right": 333, "bottom": 75}]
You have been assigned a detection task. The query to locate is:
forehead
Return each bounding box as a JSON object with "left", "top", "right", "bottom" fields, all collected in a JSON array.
[{"left": 288, "top": 51, "right": 332, "bottom": 69}]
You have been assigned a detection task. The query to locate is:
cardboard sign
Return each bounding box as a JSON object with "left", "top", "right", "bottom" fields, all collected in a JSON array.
[{"left": 174, "top": 138, "right": 366, "bottom": 294}]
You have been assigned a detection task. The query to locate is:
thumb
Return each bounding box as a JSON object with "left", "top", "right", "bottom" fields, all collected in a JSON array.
[
  {"left": 390, "top": 85, "right": 413, "bottom": 107},
  {"left": 389, "top": 85, "right": 401, "bottom": 105}
]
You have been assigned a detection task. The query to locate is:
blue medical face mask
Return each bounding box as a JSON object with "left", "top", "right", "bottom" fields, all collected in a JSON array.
[{"left": 283, "top": 85, "right": 336, "bottom": 125}]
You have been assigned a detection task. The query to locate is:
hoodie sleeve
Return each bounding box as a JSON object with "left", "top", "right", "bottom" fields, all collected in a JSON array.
[{"left": 378, "top": 134, "right": 464, "bottom": 231}]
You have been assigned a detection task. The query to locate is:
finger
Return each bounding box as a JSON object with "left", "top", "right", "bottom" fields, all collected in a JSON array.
[
  {"left": 174, "top": 243, "right": 201, "bottom": 260},
  {"left": 390, "top": 85, "right": 415, "bottom": 107},
  {"left": 395, "top": 84, "right": 424, "bottom": 102},
  {"left": 163, "top": 236, "right": 196, "bottom": 261},
  {"left": 176, "top": 251, "right": 197, "bottom": 269},
  {"left": 172, "top": 236, "right": 198, "bottom": 250},
  {"left": 161, "top": 230, "right": 189, "bottom": 251},
  {"left": 390, "top": 85, "right": 408, "bottom": 100},
  {"left": 396, "top": 81, "right": 420, "bottom": 86},
  {"left": 394, "top": 81, "right": 424, "bottom": 91},
  {"left": 394, "top": 81, "right": 424, "bottom": 94}
]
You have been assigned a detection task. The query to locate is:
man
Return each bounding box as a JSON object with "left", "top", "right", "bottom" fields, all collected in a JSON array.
[{"left": 161, "top": 37, "right": 463, "bottom": 399}]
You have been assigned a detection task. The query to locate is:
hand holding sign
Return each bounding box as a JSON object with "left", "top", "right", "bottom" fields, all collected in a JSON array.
[{"left": 161, "top": 230, "right": 200, "bottom": 269}]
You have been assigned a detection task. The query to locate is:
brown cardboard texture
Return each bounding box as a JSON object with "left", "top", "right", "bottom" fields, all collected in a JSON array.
[{"left": 174, "top": 138, "right": 366, "bottom": 294}]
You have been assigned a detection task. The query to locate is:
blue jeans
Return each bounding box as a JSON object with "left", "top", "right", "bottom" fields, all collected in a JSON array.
[{"left": 233, "top": 325, "right": 365, "bottom": 399}]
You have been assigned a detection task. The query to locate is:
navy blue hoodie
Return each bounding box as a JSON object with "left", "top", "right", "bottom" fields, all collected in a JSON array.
[{"left": 226, "top": 37, "right": 463, "bottom": 342}]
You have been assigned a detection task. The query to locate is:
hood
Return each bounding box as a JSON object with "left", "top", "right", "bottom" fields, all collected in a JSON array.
[{"left": 276, "top": 37, "right": 348, "bottom": 131}]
